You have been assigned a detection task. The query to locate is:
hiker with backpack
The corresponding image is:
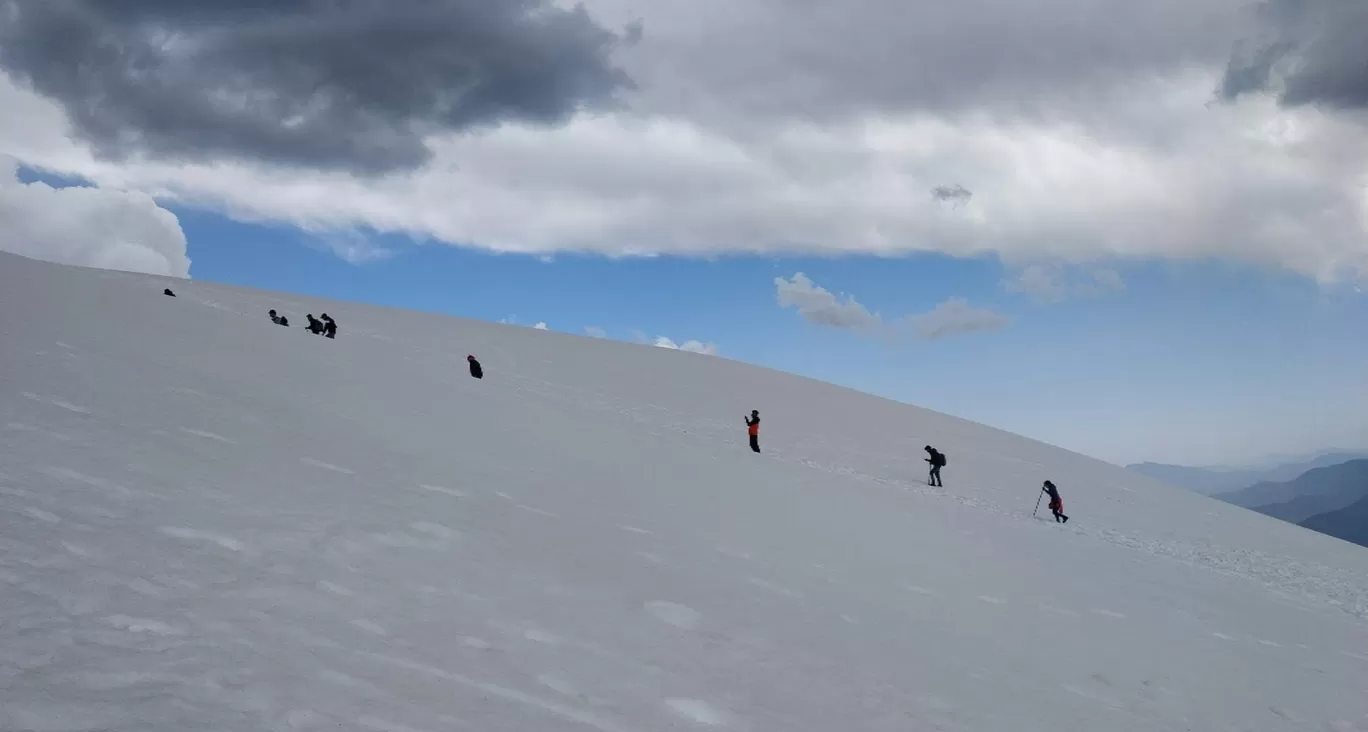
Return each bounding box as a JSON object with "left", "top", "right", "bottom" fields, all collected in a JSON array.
[{"left": 924, "top": 445, "right": 946, "bottom": 486}]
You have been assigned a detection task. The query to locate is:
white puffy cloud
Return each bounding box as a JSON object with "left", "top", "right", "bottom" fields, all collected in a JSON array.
[
  {"left": 653, "top": 336, "right": 719, "bottom": 355},
  {"left": 533, "top": 322, "right": 549, "bottom": 330},
  {"left": 905, "top": 298, "right": 1009, "bottom": 340},
  {"left": 2, "top": 0, "right": 1367, "bottom": 284},
  {"left": 0, "top": 158, "right": 189, "bottom": 277},
  {"left": 775, "top": 273, "right": 880, "bottom": 330}
]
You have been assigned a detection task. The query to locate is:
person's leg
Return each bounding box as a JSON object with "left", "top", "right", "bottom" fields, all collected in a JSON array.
[{"left": 750, "top": 434, "right": 760, "bottom": 453}]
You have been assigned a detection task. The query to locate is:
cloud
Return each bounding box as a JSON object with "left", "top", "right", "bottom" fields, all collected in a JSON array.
[
  {"left": 533, "top": 322, "right": 549, "bottom": 330},
  {"left": 1005, "top": 264, "right": 1126, "bottom": 303},
  {"left": 653, "top": 336, "right": 719, "bottom": 355},
  {"left": 584, "top": 326, "right": 608, "bottom": 338},
  {"left": 1220, "top": 0, "right": 1368, "bottom": 111},
  {"left": 931, "top": 184, "right": 973, "bottom": 206},
  {"left": 775, "top": 273, "right": 880, "bottom": 330},
  {"left": 776, "top": 271, "right": 1005, "bottom": 340},
  {"left": 307, "top": 230, "right": 396, "bottom": 265},
  {"left": 0, "top": 1, "right": 635, "bottom": 174},
  {"left": 2, "top": 0, "right": 1368, "bottom": 282},
  {"left": 0, "top": 160, "right": 189, "bottom": 277},
  {"left": 905, "top": 298, "right": 1009, "bottom": 340}
]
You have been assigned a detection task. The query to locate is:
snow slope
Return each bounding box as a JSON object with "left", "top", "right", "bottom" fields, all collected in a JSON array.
[{"left": 2, "top": 251, "right": 1367, "bottom": 732}]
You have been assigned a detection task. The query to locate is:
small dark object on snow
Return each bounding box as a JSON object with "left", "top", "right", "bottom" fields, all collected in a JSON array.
[
  {"left": 320, "top": 313, "right": 337, "bottom": 339},
  {"left": 163, "top": 288, "right": 176, "bottom": 297},
  {"left": 745, "top": 410, "right": 761, "bottom": 453},
  {"left": 924, "top": 445, "right": 946, "bottom": 487},
  {"left": 467, "top": 355, "right": 483, "bottom": 379},
  {"left": 304, "top": 314, "right": 325, "bottom": 335},
  {"left": 1043, "top": 480, "right": 1069, "bottom": 523}
]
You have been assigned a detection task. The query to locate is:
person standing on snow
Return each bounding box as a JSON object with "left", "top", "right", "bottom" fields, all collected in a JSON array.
[
  {"left": 745, "top": 410, "right": 761, "bottom": 453},
  {"left": 1043, "top": 480, "right": 1069, "bottom": 523},
  {"left": 924, "top": 445, "right": 946, "bottom": 486},
  {"left": 467, "top": 355, "right": 483, "bottom": 379}
]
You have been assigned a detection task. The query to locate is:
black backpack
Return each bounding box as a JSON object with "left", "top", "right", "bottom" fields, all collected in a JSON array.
[{"left": 936, "top": 451, "right": 947, "bottom": 467}]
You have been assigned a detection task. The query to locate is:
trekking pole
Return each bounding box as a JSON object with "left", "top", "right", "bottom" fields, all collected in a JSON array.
[{"left": 1032, "top": 488, "right": 1044, "bottom": 517}]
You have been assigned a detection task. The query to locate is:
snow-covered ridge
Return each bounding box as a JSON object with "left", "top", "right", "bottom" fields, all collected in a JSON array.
[{"left": 2, "top": 251, "right": 1366, "bottom": 731}]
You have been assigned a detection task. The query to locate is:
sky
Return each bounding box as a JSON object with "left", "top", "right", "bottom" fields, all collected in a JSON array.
[{"left": 0, "top": 0, "right": 1366, "bottom": 467}]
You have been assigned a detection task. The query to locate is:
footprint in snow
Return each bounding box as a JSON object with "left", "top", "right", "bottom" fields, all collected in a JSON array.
[
  {"left": 1091, "top": 609, "right": 1127, "bottom": 619},
  {"left": 977, "top": 596, "right": 1008, "bottom": 605}
]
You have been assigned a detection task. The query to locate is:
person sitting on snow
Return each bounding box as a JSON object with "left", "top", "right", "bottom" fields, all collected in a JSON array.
[{"left": 467, "top": 355, "right": 483, "bottom": 379}]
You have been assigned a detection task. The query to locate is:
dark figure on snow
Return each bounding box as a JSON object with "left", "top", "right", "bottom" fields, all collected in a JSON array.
[
  {"left": 269, "top": 310, "right": 290, "bottom": 327},
  {"left": 924, "top": 445, "right": 946, "bottom": 487},
  {"left": 1043, "top": 481, "right": 1069, "bottom": 523},
  {"left": 745, "top": 410, "right": 761, "bottom": 453},
  {"left": 163, "top": 288, "right": 176, "bottom": 297},
  {"left": 305, "top": 314, "right": 325, "bottom": 335},
  {"left": 467, "top": 355, "right": 483, "bottom": 379},
  {"left": 320, "top": 313, "right": 337, "bottom": 339}
]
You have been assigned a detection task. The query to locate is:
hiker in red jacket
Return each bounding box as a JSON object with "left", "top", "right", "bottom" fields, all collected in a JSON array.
[{"left": 745, "top": 410, "right": 761, "bottom": 453}]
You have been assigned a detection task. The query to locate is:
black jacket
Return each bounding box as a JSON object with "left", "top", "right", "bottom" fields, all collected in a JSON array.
[{"left": 468, "top": 359, "right": 483, "bottom": 379}]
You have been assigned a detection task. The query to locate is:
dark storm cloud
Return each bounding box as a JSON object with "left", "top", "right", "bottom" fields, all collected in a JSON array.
[
  {"left": 0, "top": 0, "right": 635, "bottom": 173},
  {"left": 1220, "top": 0, "right": 1368, "bottom": 110}
]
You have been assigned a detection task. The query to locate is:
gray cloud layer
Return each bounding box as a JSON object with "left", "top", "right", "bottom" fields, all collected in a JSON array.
[
  {"left": 1221, "top": 0, "right": 1368, "bottom": 110},
  {"left": 776, "top": 273, "right": 1006, "bottom": 341},
  {"left": 0, "top": 0, "right": 635, "bottom": 173}
]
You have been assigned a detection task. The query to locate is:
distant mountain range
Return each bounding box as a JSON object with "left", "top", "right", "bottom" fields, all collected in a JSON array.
[
  {"left": 1301, "top": 496, "right": 1368, "bottom": 549},
  {"left": 1126, "top": 450, "right": 1368, "bottom": 497},
  {"left": 1129, "top": 452, "right": 1368, "bottom": 550}
]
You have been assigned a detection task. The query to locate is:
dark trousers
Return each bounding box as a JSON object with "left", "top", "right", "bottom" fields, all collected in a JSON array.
[
  {"left": 928, "top": 465, "right": 942, "bottom": 486},
  {"left": 749, "top": 434, "right": 760, "bottom": 453},
  {"left": 1052, "top": 507, "right": 1068, "bottom": 523}
]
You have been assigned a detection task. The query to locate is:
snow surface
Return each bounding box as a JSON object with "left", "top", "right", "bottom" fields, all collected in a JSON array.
[{"left": 2, "top": 251, "right": 1367, "bottom": 732}]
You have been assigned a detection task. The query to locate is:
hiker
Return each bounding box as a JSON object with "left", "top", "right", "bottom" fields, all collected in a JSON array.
[
  {"left": 320, "top": 313, "right": 337, "bottom": 339},
  {"left": 924, "top": 445, "right": 946, "bottom": 486},
  {"left": 163, "top": 288, "right": 176, "bottom": 297},
  {"left": 305, "top": 314, "right": 325, "bottom": 335},
  {"left": 1043, "top": 481, "right": 1069, "bottom": 523},
  {"left": 745, "top": 410, "right": 761, "bottom": 453},
  {"left": 467, "top": 355, "right": 483, "bottom": 379},
  {"left": 269, "top": 310, "right": 290, "bottom": 326}
]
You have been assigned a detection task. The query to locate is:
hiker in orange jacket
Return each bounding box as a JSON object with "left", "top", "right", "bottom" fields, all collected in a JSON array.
[{"left": 744, "top": 410, "right": 761, "bottom": 453}]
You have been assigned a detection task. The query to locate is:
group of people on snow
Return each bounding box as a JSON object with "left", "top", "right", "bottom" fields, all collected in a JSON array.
[
  {"left": 267, "top": 309, "right": 337, "bottom": 338},
  {"left": 742, "top": 418, "right": 1071, "bottom": 523}
]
